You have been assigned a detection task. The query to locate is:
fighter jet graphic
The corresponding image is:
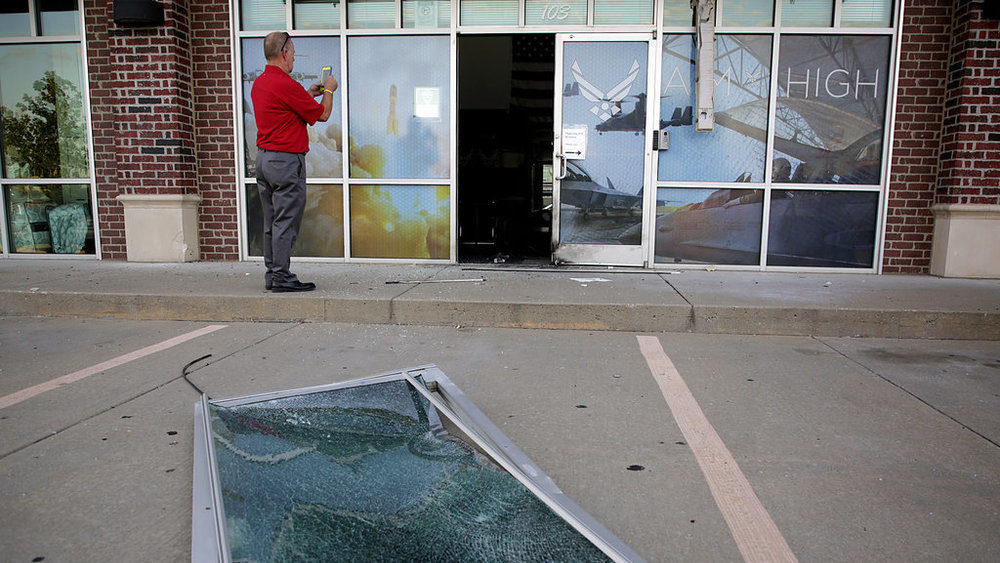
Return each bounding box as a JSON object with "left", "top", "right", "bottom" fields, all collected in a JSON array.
[{"left": 570, "top": 60, "right": 640, "bottom": 122}]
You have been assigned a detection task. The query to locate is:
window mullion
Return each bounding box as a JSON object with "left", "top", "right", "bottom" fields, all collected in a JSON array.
[{"left": 28, "top": 0, "right": 39, "bottom": 36}]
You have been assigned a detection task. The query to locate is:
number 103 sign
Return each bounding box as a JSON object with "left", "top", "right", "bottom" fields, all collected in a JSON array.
[
  {"left": 528, "top": 1, "right": 584, "bottom": 24},
  {"left": 542, "top": 3, "right": 571, "bottom": 20}
]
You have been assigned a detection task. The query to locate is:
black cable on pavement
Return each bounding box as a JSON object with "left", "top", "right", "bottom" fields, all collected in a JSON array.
[{"left": 182, "top": 354, "right": 213, "bottom": 399}]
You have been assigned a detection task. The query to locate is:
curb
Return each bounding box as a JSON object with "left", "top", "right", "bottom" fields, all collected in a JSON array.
[{"left": 2, "top": 290, "right": 997, "bottom": 340}]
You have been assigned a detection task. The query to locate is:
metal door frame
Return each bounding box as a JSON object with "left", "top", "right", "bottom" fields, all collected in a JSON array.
[{"left": 552, "top": 32, "right": 657, "bottom": 266}]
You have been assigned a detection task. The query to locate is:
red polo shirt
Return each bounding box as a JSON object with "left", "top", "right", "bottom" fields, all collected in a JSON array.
[{"left": 251, "top": 65, "right": 324, "bottom": 154}]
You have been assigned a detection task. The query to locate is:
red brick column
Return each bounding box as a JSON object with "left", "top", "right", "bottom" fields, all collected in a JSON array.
[
  {"left": 86, "top": 0, "right": 239, "bottom": 260},
  {"left": 108, "top": 1, "right": 197, "bottom": 197},
  {"left": 191, "top": 0, "right": 239, "bottom": 260},
  {"left": 936, "top": 0, "right": 1000, "bottom": 205},
  {"left": 85, "top": 0, "right": 124, "bottom": 258},
  {"left": 884, "top": 0, "right": 954, "bottom": 274}
]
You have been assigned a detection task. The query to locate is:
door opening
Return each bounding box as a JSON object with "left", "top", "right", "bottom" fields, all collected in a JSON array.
[{"left": 457, "top": 34, "right": 554, "bottom": 264}]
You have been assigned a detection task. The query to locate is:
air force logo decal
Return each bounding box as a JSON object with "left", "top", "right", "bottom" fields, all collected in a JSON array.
[{"left": 571, "top": 59, "right": 641, "bottom": 122}]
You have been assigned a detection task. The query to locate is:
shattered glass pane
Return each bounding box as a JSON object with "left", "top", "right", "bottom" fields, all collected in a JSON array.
[{"left": 209, "top": 378, "right": 609, "bottom": 561}]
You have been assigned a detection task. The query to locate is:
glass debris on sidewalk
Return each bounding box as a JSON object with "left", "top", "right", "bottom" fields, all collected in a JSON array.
[{"left": 192, "top": 365, "right": 643, "bottom": 562}]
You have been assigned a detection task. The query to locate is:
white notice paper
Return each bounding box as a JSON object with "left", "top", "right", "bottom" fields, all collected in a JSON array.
[
  {"left": 414, "top": 86, "right": 441, "bottom": 119},
  {"left": 562, "top": 125, "right": 588, "bottom": 159}
]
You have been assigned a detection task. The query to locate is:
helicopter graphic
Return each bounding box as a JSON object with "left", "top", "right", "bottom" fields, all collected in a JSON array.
[
  {"left": 595, "top": 93, "right": 647, "bottom": 135},
  {"left": 660, "top": 105, "right": 693, "bottom": 128}
]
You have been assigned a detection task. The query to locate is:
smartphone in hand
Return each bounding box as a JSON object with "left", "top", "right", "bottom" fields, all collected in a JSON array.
[{"left": 320, "top": 66, "right": 332, "bottom": 84}]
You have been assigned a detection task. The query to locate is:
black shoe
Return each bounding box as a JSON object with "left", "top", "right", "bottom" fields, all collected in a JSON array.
[
  {"left": 265, "top": 280, "right": 273, "bottom": 290},
  {"left": 271, "top": 280, "right": 316, "bottom": 293}
]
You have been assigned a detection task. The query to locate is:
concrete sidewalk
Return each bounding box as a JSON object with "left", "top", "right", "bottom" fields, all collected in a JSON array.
[{"left": 0, "top": 259, "right": 998, "bottom": 339}]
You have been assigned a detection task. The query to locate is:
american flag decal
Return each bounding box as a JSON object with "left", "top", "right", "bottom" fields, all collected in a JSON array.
[{"left": 510, "top": 35, "right": 555, "bottom": 125}]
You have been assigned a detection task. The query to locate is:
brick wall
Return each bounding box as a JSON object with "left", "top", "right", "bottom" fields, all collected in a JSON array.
[
  {"left": 936, "top": 0, "right": 1000, "bottom": 205},
  {"left": 191, "top": 0, "right": 239, "bottom": 260},
  {"left": 85, "top": 0, "right": 239, "bottom": 260},
  {"left": 85, "top": 0, "right": 124, "bottom": 258},
  {"left": 108, "top": 1, "right": 196, "bottom": 199},
  {"left": 884, "top": 0, "right": 954, "bottom": 274}
]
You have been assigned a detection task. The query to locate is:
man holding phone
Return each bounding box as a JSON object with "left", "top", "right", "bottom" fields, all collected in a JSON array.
[{"left": 251, "top": 31, "right": 338, "bottom": 292}]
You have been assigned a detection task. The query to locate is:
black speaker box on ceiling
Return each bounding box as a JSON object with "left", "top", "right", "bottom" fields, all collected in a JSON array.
[
  {"left": 984, "top": 1, "right": 999, "bottom": 21},
  {"left": 113, "top": 0, "right": 165, "bottom": 26}
]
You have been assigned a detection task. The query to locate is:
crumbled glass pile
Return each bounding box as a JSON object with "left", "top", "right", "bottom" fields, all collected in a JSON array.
[{"left": 209, "top": 378, "right": 609, "bottom": 561}]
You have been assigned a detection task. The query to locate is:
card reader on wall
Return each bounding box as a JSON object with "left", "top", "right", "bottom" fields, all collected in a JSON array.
[{"left": 652, "top": 129, "right": 669, "bottom": 151}]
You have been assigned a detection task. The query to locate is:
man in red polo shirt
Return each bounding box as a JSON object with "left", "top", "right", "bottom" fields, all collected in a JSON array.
[{"left": 252, "top": 31, "right": 338, "bottom": 292}]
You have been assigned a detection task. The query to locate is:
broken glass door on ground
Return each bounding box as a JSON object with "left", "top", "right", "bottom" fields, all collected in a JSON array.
[{"left": 193, "top": 366, "right": 642, "bottom": 562}]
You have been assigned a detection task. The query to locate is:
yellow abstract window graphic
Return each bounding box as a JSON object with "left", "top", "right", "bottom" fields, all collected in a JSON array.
[{"left": 350, "top": 185, "right": 450, "bottom": 259}]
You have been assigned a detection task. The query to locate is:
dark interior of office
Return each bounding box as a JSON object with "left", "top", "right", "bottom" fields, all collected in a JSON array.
[{"left": 458, "top": 34, "right": 555, "bottom": 263}]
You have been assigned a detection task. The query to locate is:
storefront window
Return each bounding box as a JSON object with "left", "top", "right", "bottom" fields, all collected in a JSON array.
[
  {"left": 228, "top": 0, "right": 899, "bottom": 269},
  {"left": 662, "top": 0, "right": 693, "bottom": 27},
  {"left": 240, "top": 36, "right": 343, "bottom": 179},
  {"left": 348, "top": 0, "right": 395, "bottom": 28},
  {"left": 241, "top": 0, "right": 285, "bottom": 30},
  {"left": 780, "top": 0, "right": 831, "bottom": 27},
  {"left": 654, "top": 187, "right": 762, "bottom": 265},
  {"left": 767, "top": 189, "right": 877, "bottom": 267},
  {"left": 0, "top": 1, "right": 30, "bottom": 37},
  {"left": 38, "top": 0, "right": 79, "bottom": 35},
  {"left": 294, "top": 0, "right": 341, "bottom": 29},
  {"left": 593, "top": 0, "right": 653, "bottom": 25},
  {"left": 1, "top": 3, "right": 93, "bottom": 257},
  {"left": 350, "top": 185, "right": 450, "bottom": 259},
  {"left": 0, "top": 43, "right": 88, "bottom": 179},
  {"left": 245, "top": 183, "right": 345, "bottom": 257},
  {"left": 842, "top": 0, "right": 892, "bottom": 28},
  {"left": 773, "top": 35, "right": 890, "bottom": 185},
  {"left": 658, "top": 34, "right": 771, "bottom": 183},
  {"left": 460, "top": 0, "right": 518, "bottom": 26},
  {"left": 347, "top": 36, "right": 450, "bottom": 179},
  {"left": 403, "top": 0, "right": 451, "bottom": 28},
  {"left": 5, "top": 184, "right": 92, "bottom": 254},
  {"left": 525, "top": 0, "right": 586, "bottom": 26},
  {"left": 721, "top": 0, "right": 773, "bottom": 26}
]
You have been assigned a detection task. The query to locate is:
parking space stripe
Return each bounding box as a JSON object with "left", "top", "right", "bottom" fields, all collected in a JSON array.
[
  {"left": 637, "top": 335, "right": 797, "bottom": 563},
  {"left": 0, "top": 324, "right": 227, "bottom": 410}
]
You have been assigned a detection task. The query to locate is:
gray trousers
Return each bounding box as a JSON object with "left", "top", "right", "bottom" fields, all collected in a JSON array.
[{"left": 256, "top": 150, "right": 307, "bottom": 285}]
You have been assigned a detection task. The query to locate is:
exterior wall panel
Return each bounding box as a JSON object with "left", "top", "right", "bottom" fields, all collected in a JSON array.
[
  {"left": 937, "top": 0, "right": 1000, "bottom": 206},
  {"left": 86, "top": 0, "right": 126, "bottom": 258},
  {"left": 192, "top": 0, "right": 240, "bottom": 260},
  {"left": 884, "top": 0, "right": 953, "bottom": 273},
  {"left": 85, "top": 0, "right": 239, "bottom": 260}
]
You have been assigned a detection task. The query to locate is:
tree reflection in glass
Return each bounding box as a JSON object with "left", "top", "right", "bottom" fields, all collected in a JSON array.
[
  {"left": 0, "top": 44, "right": 88, "bottom": 179},
  {"left": 2, "top": 71, "right": 87, "bottom": 178}
]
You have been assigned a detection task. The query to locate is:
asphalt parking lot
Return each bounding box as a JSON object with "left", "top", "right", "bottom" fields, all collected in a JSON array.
[{"left": 1, "top": 317, "right": 998, "bottom": 562}]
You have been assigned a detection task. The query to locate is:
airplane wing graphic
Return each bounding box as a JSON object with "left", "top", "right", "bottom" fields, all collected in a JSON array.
[
  {"left": 605, "top": 60, "right": 640, "bottom": 103},
  {"left": 571, "top": 61, "right": 605, "bottom": 103}
]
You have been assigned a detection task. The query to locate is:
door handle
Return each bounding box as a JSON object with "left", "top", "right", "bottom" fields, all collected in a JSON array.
[{"left": 554, "top": 153, "right": 568, "bottom": 180}]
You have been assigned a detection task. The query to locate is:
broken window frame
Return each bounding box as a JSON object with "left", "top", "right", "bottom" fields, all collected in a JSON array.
[{"left": 192, "top": 364, "right": 643, "bottom": 562}]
